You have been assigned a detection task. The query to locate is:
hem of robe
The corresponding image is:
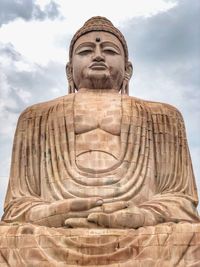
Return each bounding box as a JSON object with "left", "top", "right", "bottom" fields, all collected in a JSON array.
[{"left": 0, "top": 222, "right": 200, "bottom": 267}]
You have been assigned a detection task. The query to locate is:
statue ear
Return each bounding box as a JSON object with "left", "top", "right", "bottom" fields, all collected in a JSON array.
[
  {"left": 66, "top": 62, "right": 76, "bottom": 94},
  {"left": 121, "top": 61, "right": 133, "bottom": 95},
  {"left": 126, "top": 61, "right": 133, "bottom": 79}
]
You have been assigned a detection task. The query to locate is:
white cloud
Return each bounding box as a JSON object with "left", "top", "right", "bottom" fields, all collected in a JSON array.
[
  {"left": 16, "top": 88, "right": 32, "bottom": 103},
  {"left": 0, "top": 0, "right": 61, "bottom": 26},
  {"left": 55, "top": 0, "right": 177, "bottom": 30},
  {"left": 0, "top": 177, "right": 9, "bottom": 216},
  {"left": 0, "top": 70, "right": 20, "bottom": 138},
  {"left": 0, "top": 20, "right": 68, "bottom": 64}
]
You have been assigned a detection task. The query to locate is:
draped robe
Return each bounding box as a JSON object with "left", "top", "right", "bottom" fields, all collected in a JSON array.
[
  {"left": 2, "top": 92, "right": 199, "bottom": 224},
  {"left": 0, "top": 92, "right": 199, "bottom": 266}
]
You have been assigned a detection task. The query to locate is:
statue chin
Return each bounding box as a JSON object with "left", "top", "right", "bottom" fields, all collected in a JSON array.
[{"left": 84, "top": 75, "right": 115, "bottom": 90}]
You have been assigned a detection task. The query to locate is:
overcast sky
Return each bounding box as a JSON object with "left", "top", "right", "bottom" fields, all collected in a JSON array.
[{"left": 0, "top": 0, "right": 199, "bottom": 216}]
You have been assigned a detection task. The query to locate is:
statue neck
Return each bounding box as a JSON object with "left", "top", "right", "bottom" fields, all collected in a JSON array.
[{"left": 77, "top": 88, "right": 120, "bottom": 94}]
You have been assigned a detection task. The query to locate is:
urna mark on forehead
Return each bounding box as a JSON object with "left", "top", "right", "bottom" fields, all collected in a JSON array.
[{"left": 96, "top": 37, "right": 101, "bottom": 42}]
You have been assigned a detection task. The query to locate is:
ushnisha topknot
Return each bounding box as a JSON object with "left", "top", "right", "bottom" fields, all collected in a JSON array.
[{"left": 69, "top": 16, "right": 129, "bottom": 63}]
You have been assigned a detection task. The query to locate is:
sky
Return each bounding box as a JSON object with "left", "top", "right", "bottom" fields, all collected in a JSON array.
[{"left": 0, "top": 0, "right": 199, "bottom": 216}]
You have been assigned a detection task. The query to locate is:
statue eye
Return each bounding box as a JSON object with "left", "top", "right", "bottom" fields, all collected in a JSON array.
[
  {"left": 103, "top": 47, "right": 119, "bottom": 55},
  {"left": 77, "top": 47, "right": 93, "bottom": 55}
]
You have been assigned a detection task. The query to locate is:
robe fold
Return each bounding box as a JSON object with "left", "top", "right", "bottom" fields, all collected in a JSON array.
[{"left": 2, "top": 93, "right": 199, "bottom": 225}]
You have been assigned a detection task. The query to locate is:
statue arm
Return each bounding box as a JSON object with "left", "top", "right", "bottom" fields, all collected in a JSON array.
[
  {"left": 142, "top": 107, "right": 199, "bottom": 224},
  {"left": 1, "top": 110, "right": 54, "bottom": 225},
  {"left": 126, "top": 106, "right": 199, "bottom": 227}
]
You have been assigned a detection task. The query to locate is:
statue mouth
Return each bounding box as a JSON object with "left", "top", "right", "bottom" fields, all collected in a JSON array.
[{"left": 89, "top": 62, "right": 108, "bottom": 70}]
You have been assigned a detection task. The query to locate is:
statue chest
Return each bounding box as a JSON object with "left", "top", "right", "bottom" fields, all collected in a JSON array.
[{"left": 74, "top": 93, "right": 122, "bottom": 171}]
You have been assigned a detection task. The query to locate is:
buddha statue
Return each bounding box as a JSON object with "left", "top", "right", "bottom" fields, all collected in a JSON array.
[{"left": 0, "top": 16, "right": 199, "bottom": 266}]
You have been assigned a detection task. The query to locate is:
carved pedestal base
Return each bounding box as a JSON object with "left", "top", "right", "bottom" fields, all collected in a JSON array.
[{"left": 0, "top": 222, "right": 199, "bottom": 266}]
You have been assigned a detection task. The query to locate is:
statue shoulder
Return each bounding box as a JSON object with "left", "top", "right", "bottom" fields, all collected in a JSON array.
[
  {"left": 147, "top": 100, "right": 183, "bottom": 120},
  {"left": 130, "top": 96, "right": 183, "bottom": 121},
  {"left": 18, "top": 94, "right": 74, "bottom": 121}
]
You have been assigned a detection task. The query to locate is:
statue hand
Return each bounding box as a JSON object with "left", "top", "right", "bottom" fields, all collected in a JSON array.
[
  {"left": 87, "top": 205, "right": 146, "bottom": 229},
  {"left": 49, "top": 197, "right": 103, "bottom": 214},
  {"left": 26, "top": 197, "right": 103, "bottom": 227},
  {"left": 64, "top": 201, "right": 128, "bottom": 228}
]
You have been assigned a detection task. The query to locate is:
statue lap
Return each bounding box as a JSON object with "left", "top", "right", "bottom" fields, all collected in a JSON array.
[{"left": 0, "top": 222, "right": 200, "bottom": 266}]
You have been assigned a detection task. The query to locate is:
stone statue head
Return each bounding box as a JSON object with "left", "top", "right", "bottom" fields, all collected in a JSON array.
[{"left": 66, "top": 16, "right": 133, "bottom": 94}]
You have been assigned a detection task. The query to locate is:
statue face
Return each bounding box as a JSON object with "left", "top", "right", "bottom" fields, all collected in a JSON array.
[{"left": 71, "top": 31, "right": 125, "bottom": 90}]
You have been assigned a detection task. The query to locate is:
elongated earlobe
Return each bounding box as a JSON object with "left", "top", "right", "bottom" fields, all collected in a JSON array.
[
  {"left": 66, "top": 62, "right": 76, "bottom": 94},
  {"left": 121, "top": 61, "right": 133, "bottom": 95}
]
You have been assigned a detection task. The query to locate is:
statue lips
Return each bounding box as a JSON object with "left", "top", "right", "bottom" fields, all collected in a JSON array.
[{"left": 89, "top": 62, "right": 108, "bottom": 70}]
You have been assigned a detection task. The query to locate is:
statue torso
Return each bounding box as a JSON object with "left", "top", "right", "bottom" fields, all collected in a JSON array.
[{"left": 74, "top": 91, "right": 122, "bottom": 171}]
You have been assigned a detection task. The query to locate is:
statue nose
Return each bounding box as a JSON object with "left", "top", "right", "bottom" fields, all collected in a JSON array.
[
  {"left": 94, "top": 55, "right": 104, "bottom": 61},
  {"left": 93, "top": 47, "right": 105, "bottom": 61}
]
